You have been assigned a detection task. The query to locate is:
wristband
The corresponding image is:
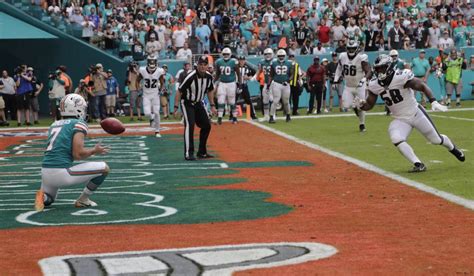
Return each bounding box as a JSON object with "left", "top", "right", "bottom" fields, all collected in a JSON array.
[
  {"left": 429, "top": 98, "right": 436, "bottom": 103},
  {"left": 210, "top": 104, "right": 216, "bottom": 107}
]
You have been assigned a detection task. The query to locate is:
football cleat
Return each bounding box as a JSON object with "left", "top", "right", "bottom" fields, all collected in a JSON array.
[
  {"left": 185, "top": 156, "right": 196, "bottom": 161},
  {"left": 155, "top": 132, "right": 162, "bottom": 138},
  {"left": 359, "top": 124, "right": 366, "bottom": 132},
  {"left": 232, "top": 117, "right": 238, "bottom": 124},
  {"left": 409, "top": 162, "right": 426, "bottom": 173},
  {"left": 286, "top": 114, "right": 291, "bottom": 122},
  {"left": 197, "top": 152, "right": 214, "bottom": 159},
  {"left": 74, "top": 198, "right": 98, "bottom": 208},
  {"left": 258, "top": 115, "right": 269, "bottom": 122},
  {"left": 34, "top": 189, "right": 45, "bottom": 211},
  {"left": 269, "top": 116, "right": 276, "bottom": 124},
  {"left": 450, "top": 147, "right": 465, "bottom": 162}
]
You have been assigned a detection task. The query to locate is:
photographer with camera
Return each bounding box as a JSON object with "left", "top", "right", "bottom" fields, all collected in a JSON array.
[
  {"left": 14, "top": 65, "right": 33, "bottom": 126},
  {"left": 28, "top": 67, "right": 43, "bottom": 125},
  {"left": 91, "top": 63, "right": 109, "bottom": 120},
  {"left": 127, "top": 61, "right": 143, "bottom": 121},
  {"left": 47, "top": 69, "right": 66, "bottom": 121}
]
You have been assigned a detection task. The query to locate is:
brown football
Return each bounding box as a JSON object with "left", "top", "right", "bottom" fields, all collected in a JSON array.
[{"left": 100, "top": 118, "right": 125, "bottom": 135}]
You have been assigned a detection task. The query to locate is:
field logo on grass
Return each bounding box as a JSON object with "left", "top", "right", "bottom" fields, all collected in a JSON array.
[{"left": 39, "top": 242, "right": 337, "bottom": 275}]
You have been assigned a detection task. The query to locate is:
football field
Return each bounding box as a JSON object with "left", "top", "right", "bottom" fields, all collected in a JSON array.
[{"left": 0, "top": 104, "right": 473, "bottom": 275}]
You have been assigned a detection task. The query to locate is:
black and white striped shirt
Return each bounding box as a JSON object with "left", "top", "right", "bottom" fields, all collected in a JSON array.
[
  {"left": 238, "top": 64, "right": 256, "bottom": 84},
  {"left": 178, "top": 70, "right": 214, "bottom": 103}
]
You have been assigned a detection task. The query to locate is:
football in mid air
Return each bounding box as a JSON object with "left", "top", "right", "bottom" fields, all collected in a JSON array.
[{"left": 100, "top": 118, "right": 125, "bottom": 135}]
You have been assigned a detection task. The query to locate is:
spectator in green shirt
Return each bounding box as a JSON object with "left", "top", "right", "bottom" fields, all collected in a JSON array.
[{"left": 445, "top": 49, "right": 466, "bottom": 107}]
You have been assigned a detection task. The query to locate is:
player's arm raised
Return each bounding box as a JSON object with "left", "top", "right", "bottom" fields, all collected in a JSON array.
[
  {"left": 72, "top": 132, "right": 108, "bottom": 161},
  {"left": 404, "top": 77, "right": 447, "bottom": 111},
  {"left": 333, "top": 59, "right": 343, "bottom": 83}
]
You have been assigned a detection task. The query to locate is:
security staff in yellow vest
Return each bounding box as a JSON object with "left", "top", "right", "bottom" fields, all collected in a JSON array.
[
  {"left": 445, "top": 49, "right": 466, "bottom": 107},
  {"left": 289, "top": 54, "right": 305, "bottom": 116}
]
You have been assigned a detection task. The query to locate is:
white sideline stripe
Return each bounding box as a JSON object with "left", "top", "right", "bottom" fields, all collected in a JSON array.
[
  {"left": 430, "top": 114, "right": 474, "bottom": 122},
  {"left": 274, "top": 107, "right": 474, "bottom": 120},
  {"left": 248, "top": 121, "right": 474, "bottom": 211}
]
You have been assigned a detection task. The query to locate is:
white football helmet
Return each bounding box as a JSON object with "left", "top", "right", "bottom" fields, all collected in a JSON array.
[
  {"left": 264, "top": 48, "right": 274, "bottom": 61},
  {"left": 147, "top": 55, "right": 157, "bottom": 70},
  {"left": 277, "top": 49, "right": 286, "bottom": 61},
  {"left": 60, "top": 94, "right": 88, "bottom": 120},
  {"left": 222, "top": 47, "right": 232, "bottom": 60},
  {"left": 346, "top": 40, "right": 360, "bottom": 58}
]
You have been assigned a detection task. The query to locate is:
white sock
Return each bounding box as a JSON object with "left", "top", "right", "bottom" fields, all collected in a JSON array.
[
  {"left": 397, "top": 142, "right": 421, "bottom": 164},
  {"left": 440, "top": 134, "right": 454, "bottom": 151},
  {"left": 77, "top": 187, "right": 93, "bottom": 202},
  {"left": 154, "top": 112, "right": 160, "bottom": 132},
  {"left": 358, "top": 110, "right": 366, "bottom": 125}
]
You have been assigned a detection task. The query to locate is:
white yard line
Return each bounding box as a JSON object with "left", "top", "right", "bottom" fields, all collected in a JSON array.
[
  {"left": 248, "top": 121, "right": 474, "bottom": 211},
  {"left": 430, "top": 114, "right": 474, "bottom": 122}
]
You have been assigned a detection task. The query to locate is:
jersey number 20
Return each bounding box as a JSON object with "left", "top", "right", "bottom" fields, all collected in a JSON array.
[{"left": 380, "top": 89, "right": 404, "bottom": 106}]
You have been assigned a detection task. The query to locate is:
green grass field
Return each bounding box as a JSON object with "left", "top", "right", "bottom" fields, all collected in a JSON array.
[{"left": 266, "top": 102, "right": 474, "bottom": 200}]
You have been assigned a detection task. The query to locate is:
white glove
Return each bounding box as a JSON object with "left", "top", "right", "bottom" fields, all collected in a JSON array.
[
  {"left": 357, "top": 77, "right": 367, "bottom": 88},
  {"left": 431, "top": 101, "right": 448, "bottom": 112},
  {"left": 352, "top": 96, "right": 365, "bottom": 109}
]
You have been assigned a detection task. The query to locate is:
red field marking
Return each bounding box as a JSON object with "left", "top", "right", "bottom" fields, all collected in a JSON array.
[{"left": 0, "top": 123, "right": 473, "bottom": 275}]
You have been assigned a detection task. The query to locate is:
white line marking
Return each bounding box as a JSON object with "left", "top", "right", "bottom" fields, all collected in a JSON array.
[
  {"left": 140, "top": 156, "right": 149, "bottom": 161},
  {"left": 430, "top": 114, "right": 474, "bottom": 122},
  {"left": 0, "top": 208, "right": 31, "bottom": 211},
  {"left": 15, "top": 151, "right": 24, "bottom": 155},
  {"left": 248, "top": 121, "right": 474, "bottom": 211}
]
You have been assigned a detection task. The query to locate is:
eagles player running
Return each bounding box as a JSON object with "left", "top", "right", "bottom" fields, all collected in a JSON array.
[
  {"left": 35, "top": 94, "right": 109, "bottom": 211},
  {"left": 257, "top": 48, "right": 274, "bottom": 122},
  {"left": 138, "top": 55, "right": 165, "bottom": 137},
  {"left": 214, "top": 47, "right": 242, "bottom": 124},
  {"left": 359, "top": 54, "right": 465, "bottom": 172},
  {"left": 334, "top": 40, "right": 371, "bottom": 132},
  {"left": 269, "top": 49, "right": 293, "bottom": 123}
]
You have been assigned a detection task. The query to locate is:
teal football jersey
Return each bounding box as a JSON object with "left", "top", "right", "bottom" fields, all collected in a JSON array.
[
  {"left": 271, "top": 59, "right": 292, "bottom": 83},
  {"left": 42, "top": 119, "right": 88, "bottom": 168},
  {"left": 259, "top": 59, "right": 273, "bottom": 84},
  {"left": 216, "top": 58, "right": 238, "bottom": 82}
]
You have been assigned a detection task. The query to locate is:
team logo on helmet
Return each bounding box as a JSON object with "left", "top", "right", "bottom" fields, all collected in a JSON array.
[{"left": 60, "top": 94, "right": 88, "bottom": 120}]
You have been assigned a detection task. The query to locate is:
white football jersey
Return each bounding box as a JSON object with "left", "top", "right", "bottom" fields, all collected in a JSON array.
[
  {"left": 368, "top": 69, "right": 418, "bottom": 120},
  {"left": 139, "top": 67, "right": 165, "bottom": 94},
  {"left": 336, "top": 52, "right": 368, "bottom": 87}
]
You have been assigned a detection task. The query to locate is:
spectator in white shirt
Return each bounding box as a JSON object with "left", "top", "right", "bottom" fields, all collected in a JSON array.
[
  {"left": 0, "top": 70, "right": 16, "bottom": 121},
  {"left": 176, "top": 42, "right": 193, "bottom": 63},
  {"left": 438, "top": 30, "right": 454, "bottom": 49},
  {"left": 81, "top": 17, "right": 95, "bottom": 42},
  {"left": 146, "top": 34, "right": 162, "bottom": 56},
  {"left": 428, "top": 20, "right": 441, "bottom": 48},
  {"left": 172, "top": 22, "right": 189, "bottom": 50},
  {"left": 313, "top": 42, "right": 327, "bottom": 55}
]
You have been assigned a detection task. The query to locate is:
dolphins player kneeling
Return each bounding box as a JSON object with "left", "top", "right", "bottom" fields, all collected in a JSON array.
[
  {"left": 359, "top": 54, "right": 465, "bottom": 173},
  {"left": 35, "top": 94, "right": 110, "bottom": 211}
]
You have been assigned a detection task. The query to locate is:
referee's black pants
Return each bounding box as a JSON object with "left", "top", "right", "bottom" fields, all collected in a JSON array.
[
  {"left": 237, "top": 84, "right": 256, "bottom": 119},
  {"left": 181, "top": 100, "right": 211, "bottom": 159},
  {"left": 290, "top": 85, "right": 300, "bottom": 115}
]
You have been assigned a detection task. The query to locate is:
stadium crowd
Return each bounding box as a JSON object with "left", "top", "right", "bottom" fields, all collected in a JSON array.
[
  {"left": 1, "top": 0, "right": 473, "bottom": 127},
  {"left": 29, "top": 0, "right": 474, "bottom": 59}
]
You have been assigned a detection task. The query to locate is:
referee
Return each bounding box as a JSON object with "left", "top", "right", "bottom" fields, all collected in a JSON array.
[
  {"left": 237, "top": 55, "right": 257, "bottom": 120},
  {"left": 174, "top": 56, "right": 216, "bottom": 161}
]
